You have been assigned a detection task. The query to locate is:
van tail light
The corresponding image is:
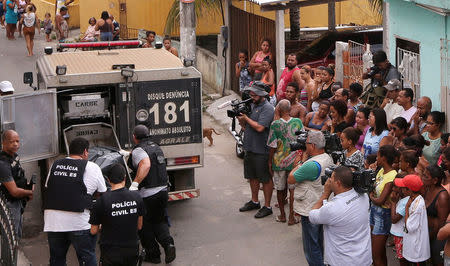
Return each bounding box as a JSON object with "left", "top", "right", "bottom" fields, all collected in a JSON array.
[{"left": 166, "top": 156, "right": 199, "bottom": 166}]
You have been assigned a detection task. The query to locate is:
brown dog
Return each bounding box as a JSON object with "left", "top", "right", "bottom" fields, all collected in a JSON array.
[{"left": 203, "top": 128, "right": 221, "bottom": 146}]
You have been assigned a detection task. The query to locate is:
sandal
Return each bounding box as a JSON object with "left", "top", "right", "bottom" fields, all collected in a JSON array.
[
  {"left": 288, "top": 216, "right": 300, "bottom": 226},
  {"left": 275, "top": 215, "right": 286, "bottom": 223}
]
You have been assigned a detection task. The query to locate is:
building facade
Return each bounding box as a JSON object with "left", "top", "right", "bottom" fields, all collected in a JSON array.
[{"left": 385, "top": 0, "right": 450, "bottom": 119}]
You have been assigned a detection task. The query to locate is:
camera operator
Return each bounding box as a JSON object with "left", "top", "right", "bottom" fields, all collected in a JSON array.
[
  {"left": 362, "top": 50, "right": 400, "bottom": 87},
  {"left": 238, "top": 82, "right": 275, "bottom": 219},
  {"left": 287, "top": 131, "right": 334, "bottom": 266},
  {"left": 309, "top": 166, "right": 372, "bottom": 266},
  {"left": 0, "top": 130, "right": 33, "bottom": 239}
]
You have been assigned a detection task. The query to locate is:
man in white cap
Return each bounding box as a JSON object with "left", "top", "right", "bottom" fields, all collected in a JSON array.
[
  {"left": 0, "top": 81, "right": 14, "bottom": 95},
  {"left": 380, "top": 79, "right": 403, "bottom": 123}
]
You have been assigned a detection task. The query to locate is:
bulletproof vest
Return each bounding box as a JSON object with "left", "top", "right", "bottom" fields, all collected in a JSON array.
[
  {"left": 127, "top": 138, "right": 168, "bottom": 190},
  {"left": 360, "top": 83, "right": 387, "bottom": 109},
  {"left": 0, "top": 151, "right": 27, "bottom": 200},
  {"left": 44, "top": 158, "right": 92, "bottom": 212}
]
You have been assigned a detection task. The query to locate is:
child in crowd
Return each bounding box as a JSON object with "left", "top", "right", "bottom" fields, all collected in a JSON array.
[
  {"left": 43, "top": 12, "right": 52, "bottom": 42},
  {"left": 143, "top": 30, "right": 155, "bottom": 48},
  {"left": 388, "top": 172, "right": 408, "bottom": 266},
  {"left": 235, "top": 49, "right": 252, "bottom": 92},
  {"left": 364, "top": 153, "right": 377, "bottom": 170},
  {"left": 394, "top": 174, "right": 430, "bottom": 265}
]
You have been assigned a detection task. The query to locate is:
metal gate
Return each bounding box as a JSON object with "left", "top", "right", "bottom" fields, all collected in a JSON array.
[
  {"left": 397, "top": 47, "right": 420, "bottom": 97},
  {"left": 441, "top": 39, "right": 450, "bottom": 132},
  {"left": 230, "top": 5, "right": 276, "bottom": 92},
  {"left": 344, "top": 40, "right": 365, "bottom": 88}
]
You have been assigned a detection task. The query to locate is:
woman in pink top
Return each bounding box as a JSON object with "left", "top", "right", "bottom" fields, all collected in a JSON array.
[{"left": 249, "top": 38, "right": 272, "bottom": 79}]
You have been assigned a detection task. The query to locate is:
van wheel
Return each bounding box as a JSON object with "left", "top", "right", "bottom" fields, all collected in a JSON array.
[{"left": 236, "top": 143, "right": 244, "bottom": 159}]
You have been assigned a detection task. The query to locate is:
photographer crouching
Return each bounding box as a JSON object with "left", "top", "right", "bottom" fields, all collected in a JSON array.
[
  {"left": 238, "top": 82, "right": 275, "bottom": 218},
  {"left": 287, "top": 131, "right": 333, "bottom": 266},
  {"left": 309, "top": 166, "right": 372, "bottom": 266}
]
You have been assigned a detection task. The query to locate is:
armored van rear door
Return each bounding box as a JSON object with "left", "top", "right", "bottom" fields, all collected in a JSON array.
[{"left": 0, "top": 90, "right": 58, "bottom": 162}]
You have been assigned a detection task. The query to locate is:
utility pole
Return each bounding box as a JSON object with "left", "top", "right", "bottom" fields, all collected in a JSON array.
[
  {"left": 328, "top": 0, "right": 336, "bottom": 31},
  {"left": 180, "top": 0, "right": 196, "bottom": 65}
]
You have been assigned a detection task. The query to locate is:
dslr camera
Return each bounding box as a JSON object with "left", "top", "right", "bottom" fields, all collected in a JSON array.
[
  {"left": 290, "top": 131, "right": 342, "bottom": 158},
  {"left": 321, "top": 164, "right": 376, "bottom": 194},
  {"left": 367, "top": 65, "right": 381, "bottom": 87}
]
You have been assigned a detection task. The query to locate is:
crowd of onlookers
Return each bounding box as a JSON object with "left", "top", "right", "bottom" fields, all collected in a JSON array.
[{"left": 237, "top": 38, "right": 450, "bottom": 266}]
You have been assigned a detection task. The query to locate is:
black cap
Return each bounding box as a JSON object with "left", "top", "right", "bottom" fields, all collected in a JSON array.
[
  {"left": 108, "top": 163, "right": 126, "bottom": 184},
  {"left": 133, "top": 125, "right": 149, "bottom": 140}
]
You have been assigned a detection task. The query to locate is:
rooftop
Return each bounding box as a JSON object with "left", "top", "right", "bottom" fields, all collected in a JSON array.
[{"left": 42, "top": 48, "right": 183, "bottom": 75}]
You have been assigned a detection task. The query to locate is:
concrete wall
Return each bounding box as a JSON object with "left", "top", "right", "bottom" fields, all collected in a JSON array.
[
  {"left": 386, "top": 0, "right": 448, "bottom": 111},
  {"left": 196, "top": 46, "right": 224, "bottom": 95}
]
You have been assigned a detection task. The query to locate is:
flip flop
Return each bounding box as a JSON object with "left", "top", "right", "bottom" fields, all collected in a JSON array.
[
  {"left": 275, "top": 215, "right": 286, "bottom": 223},
  {"left": 288, "top": 216, "right": 300, "bottom": 226}
]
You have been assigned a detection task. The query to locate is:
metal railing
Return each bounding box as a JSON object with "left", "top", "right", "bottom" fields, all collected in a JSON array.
[
  {"left": 397, "top": 47, "right": 420, "bottom": 97},
  {"left": 347, "top": 40, "right": 365, "bottom": 85},
  {"left": 119, "top": 25, "right": 140, "bottom": 40}
]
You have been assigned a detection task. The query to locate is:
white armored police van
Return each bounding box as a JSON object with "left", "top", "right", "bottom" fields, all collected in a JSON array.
[{"left": 8, "top": 47, "right": 203, "bottom": 201}]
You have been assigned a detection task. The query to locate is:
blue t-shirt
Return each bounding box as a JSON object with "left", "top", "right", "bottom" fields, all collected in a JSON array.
[
  {"left": 362, "top": 129, "right": 389, "bottom": 159},
  {"left": 5, "top": 0, "right": 17, "bottom": 24}
]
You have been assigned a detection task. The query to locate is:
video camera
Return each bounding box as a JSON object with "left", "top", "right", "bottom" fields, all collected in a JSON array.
[
  {"left": 321, "top": 164, "right": 376, "bottom": 194},
  {"left": 290, "top": 131, "right": 343, "bottom": 163},
  {"left": 226, "top": 97, "right": 252, "bottom": 118}
]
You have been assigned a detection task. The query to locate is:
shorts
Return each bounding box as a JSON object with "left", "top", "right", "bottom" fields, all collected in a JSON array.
[
  {"left": 430, "top": 238, "right": 445, "bottom": 264},
  {"left": 273, "top": 171, "right": 295, "bottom": 190},
  {"left": 244, "top": 151, "right": 271, "bottom": 183},
  {"left": 393, "top": 236, "right": 403, "bottom": 259},
  {"left": 23, "top": 26, "right": 35, "bottom": 38},
  {"left": 370, "top": 204, "right": 391, "bottom": 235}
]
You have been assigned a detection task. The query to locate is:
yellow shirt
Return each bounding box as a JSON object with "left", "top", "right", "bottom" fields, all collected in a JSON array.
[{"left": 375, "top": 168, "right": 397, "bottom": 208}]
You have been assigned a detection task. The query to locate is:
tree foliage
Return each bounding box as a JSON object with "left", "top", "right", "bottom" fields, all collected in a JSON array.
[{"left": 164, "top": 0, "right": 223, "bottom": 35}]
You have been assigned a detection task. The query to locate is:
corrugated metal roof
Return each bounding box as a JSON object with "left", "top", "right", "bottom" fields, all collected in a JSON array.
[
  {"left": 246, "top": 0, "right": 287, "bottom": 5},
  {"left": 44, "top": 48, "right": 183, "bottom": 75}
]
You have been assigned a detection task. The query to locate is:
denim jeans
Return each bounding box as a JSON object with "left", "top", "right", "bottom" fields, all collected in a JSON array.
[
  {"left": 47, "top": 229, "right": 97, "bottom": 266},
  {"left": 301, "top": 215, "right": 324, "bottom": 266},
  {"left": 6, "top": 199, "right": 23, "bottom": 239}
]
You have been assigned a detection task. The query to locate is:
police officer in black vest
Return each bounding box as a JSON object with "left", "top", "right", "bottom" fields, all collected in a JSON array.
[
  {"left": 43, "top": 137, "right": 107, "bottom": 266},
  {"left": 90, "top": 163, "right": 145, "bottom": 265},
  {"left": 128, "top": 125, "right": 176, "bottom": 264},
  {"left": 0, "top": 130, "right": 33, "bottom": 239}
]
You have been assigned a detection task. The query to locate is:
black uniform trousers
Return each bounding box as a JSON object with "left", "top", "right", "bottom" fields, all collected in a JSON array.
[
  {"left": 100, "top": 245, "right": 139, "bottom": 266},
  {"left": 139, "top": 189, "right": 174, "bottom": 259}
]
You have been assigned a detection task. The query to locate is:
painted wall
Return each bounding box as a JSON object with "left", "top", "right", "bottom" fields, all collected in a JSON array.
[
  {"left": 33, "top": 0, "right": 80, "bottom": 28},
  {"left": 79, "top": 0, "right": 223, "bottom": 36},
  {"left": 386, "top": 0, "right": 448, "bottom": 111},
  {"left": 232, "top": 0, "right": 381, "bottom": 28},
  {"left": 75, "top": 0, "right": 380, "bottom": 36}
]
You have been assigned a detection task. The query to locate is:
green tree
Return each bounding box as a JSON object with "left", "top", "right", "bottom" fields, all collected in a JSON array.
[
  {"left": 367, "top": 0, "right": 383, "bottom": 15},
  {"left": 164, "top": 0, "right": 223, "bottom": 35}
]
